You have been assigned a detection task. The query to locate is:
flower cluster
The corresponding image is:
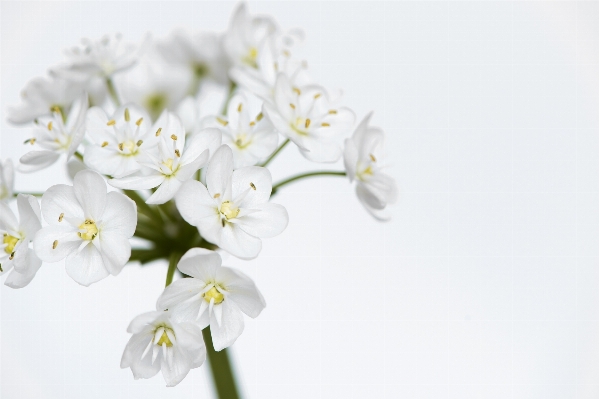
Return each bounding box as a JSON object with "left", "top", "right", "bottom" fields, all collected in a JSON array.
[{"left": 2, "top": 2, "right": 397, "bottom": 387}]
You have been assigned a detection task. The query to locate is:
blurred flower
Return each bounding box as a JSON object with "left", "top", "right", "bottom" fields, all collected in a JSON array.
[
  {"left": 343, "top": 113, "right": 397, "bottom": 221},
  {"left": 0, "top": 159, "right": 15, "bottom": 202},
  {"left": 201, "top": 92, "right": 278, "bottom": 168},
  {"left": 0, "top": 194, "right": 43, "bottom": 288},
  {"left": 157, "top": 248, "right": 265, "bottom": 351},
  {"left": 156, "top": 30, "right": 229, "bottom": 92},
  {"left": 108, "top": 111, "right": 221, "bottom": 204},
  {"left": 263, "top": 73, "right": 355, "bottom": 162},
  {"left": 7, "top": 76, "right": 83, "bottom": 124},
  {"left": 121, "top": 309, "right": 206, "bottom": 387},
  {"left": 33, "top": 170, "right": 137, "bottom": 286},
  {"left": 176, "top": 145, "right": 288, "bottom": 259},
  {"left": 18, "top": 92, "right": 88, "bottom": 173},
  {"left": 84, "top": 104, "right": 154, "bottom": 178}
]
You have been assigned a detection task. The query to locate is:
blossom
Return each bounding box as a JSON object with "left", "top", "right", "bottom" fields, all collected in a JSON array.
[
  {"left": 0, "top": 159, "right": 15, "bottom": 202},
  {"left": 50, "top": 33, "right": 138, "bottom": 82},
  {"left": 223, "top": 3, "right": 278, "bottom": 69},
  {"left": 108, "top": 111, "right": 221, "bottom": 204},
  {"left": 84, "top": 104, "right": 154, "bottom": 178},
  {"left": 7, "top": 76, "right": 83, "bottom": 124},
  {"left": 200, "top": 92, "right": 278, "bottom": 168},
  {"left": 175, "top": 145, "right": 288, "bottom": 259},
  {"left": 18, "top": 92, "right": 88, "bottom": 173},
  {"left": 343, "top": 113, "right": 398, "bottom": 221},
  {"left": 157, "top": 248, "right": 265, "bottom": 351},
  {"left": 263, "top": 73, "right": 355, "bottom": 162},
  {"left": 156, "top": 30, "right": 228, "bottom": 88},
  {"left": 120, "top": 309, "right": 206, "bottom": 387},
  {"left": 33, "top": 170, "right": 137, "bottom": 286},
  {"left": 0, "top": 194, "right": 43, "bottom": 289}
]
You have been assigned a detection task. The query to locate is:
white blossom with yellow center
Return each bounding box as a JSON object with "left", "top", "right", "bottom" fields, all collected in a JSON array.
[
  {"left": 33, "top": 170, "right": 137, "bottom": 287},
  {"left": 200, "top": 92, "right": 278, "bottom": 168},
  {"left": 108, "top": 110, "right": 221, "bottom": 204},
  {"left": 121, "top": 309, "right": 206, "bottom": 387},
  {"left": 343, "top": 112, "right": 398, "bottom": 221},
  {"left": 0, "top": 194, "right": 43, "bottom": 288},
  {"left": 18, "top": 92, "right": 88, "bottom": 173},
  {"left": 157, "top": 248, "right": 266, "bottom": 351},
  {"left": 176, "top": 145, "right": 289, "bottom": 259}
]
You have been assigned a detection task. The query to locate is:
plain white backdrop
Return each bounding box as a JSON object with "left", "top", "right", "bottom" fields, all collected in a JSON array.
[{"left": 2, "top": 1, "right": 599, "bottom": 398}]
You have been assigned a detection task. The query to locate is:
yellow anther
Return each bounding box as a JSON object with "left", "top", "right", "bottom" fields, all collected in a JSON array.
[
  {"left": 3, "top": 235, "right": 19, "bottom": 255},
  {"left": 101, "top": 141, "right": 108, "bottom": 147},
  {"left": 249, "top": 121, "right": 256, "bottom": 126},
  {"left": 47, "top": 121, "right": 53, "bottom": 131},
  {"left": 214, "top": 193, "right": 221, "bottom": 198},
  {"left": 203, "top": 286, "right": 224, "bottom": 304},
  {"left": 78, "top": 220, "right": 98, "bottom": 241},
  {"left": 274, "top": 62, "right": 279, "bottom": 71},
  {"left": 156, "top": 329, "right": 173, "bottom": 347},
  {"left": 24, "top": 138, "right": 36, "bottom": 145},
  {"left": 136, "top": 140, "right": 143, "bottom": 147},
  {"left": 171, "top": 134, "right": 178, "bottom": 141},
  {"left": 289, "top": 103, "right": 296, "bottom": 109},
  {"left": 321, "top": 122, "right": 330, "bottom": 127},
  {"left": 237, "top": 103, "right": 243, "bottom": 112},
  {"left": 249, "top": 182, "right": 256, "bottom": 190},
  {"left": 328, "top": 110, "right": 337, "bottom": 114},
  {"left": 118, "top": 143, "right": 124, "bottom": 151},
  {"left": 58, "top": 213, "right": 64, "bottom": 222},
  {"left": 314, "top": 93, "right": 321, "bottom": 99},
  {"left": 155, "top": 128, "right": 162, "bottom": 136},
  {"left": 216, "top": 117, "right": 228, "bottom": 126},
  {"left": 163, "top": 158, "right": 174, "bottom": 170},
  {"left": 256, "top": 113, "right": 263, "bottom": 121},
  {"left": 174, "top": 149, "right": 181, "bottom": 157},
  {"left": 52, "top": 240, "right": 58, "bottom": 249},
  {"left": 305, "top": 119, "right": 311, "bottom": 128},
  {"left": 292, "top": 87, "right": 301, "bottom": 95},
  {"left": 9, "top": 252, "right": 14, "bottom": 260},
  {"left": 220, "top": 201, "right": 239, "bottom": 220},
  {"left": 124, "top": 108, "right": 130, "bottom": 122},
  {"left": 369, "top": 153, "right": 377, "bottom": 162},
  {"left": 136, "top": 117, "right": 143, "bottom": 126},
  {"left": 107, "top": 119, "right": 116, "bottom": 126}
]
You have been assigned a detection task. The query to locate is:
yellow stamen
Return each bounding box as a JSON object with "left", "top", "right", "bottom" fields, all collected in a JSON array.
[
  {"left": 289, "top": 103, "right": 296, "bottom": 109},
  {"left": 370, "top": 154, "right": 377, "bottom": 162},
  {"left": 256, "top": 113, "right": 263, "bottom": 121},
  {"left": 3, "top": 234, "right": 19, "bottom": 255},
  {"left": 292, "top": 87, "right": 301, "bottom": 95},
  {"left": 249, "top": 182, "right": 256, "bottom": 190},
  {"left": 203, "top": 286, "right": 224, "bottom": 304},
  {"left": 174, "top": 149, "right": 181, "bottom": 157},
  {"left": 136, "top": 140, "right": 143, "bottom": 147},
  {"left": 305, "top": 119, "right": 311, "bottom": 128},
  {"left": 314, "top": 93, "right": 321, "bottom": 99},
  {"left": 107, "top": 120, "right": 116, "bottom": 126},
  {"left": 124, "top": 108, "right": 130, "bottom": 122},
  {"left": 58, "top": 213, "right": 64, "bottom": 222},
  {"left": 156, "top": 329, "right": 173, "bottom": 347},
  {"left": 78, "top": 220, "right": 98, "bottom": 241},
  {"left": 118, "top": 143, "right": 124, "bottom": 151},
  {"left": 249, "top": 121, "right": 256, "bottom": 126},
  {"left": 214, "top": 193, "right": 221, "bottom": 198},
  {"left": 101, "top": 141, "right": 108, "bottom": 147},
  {"left": 321, "top": 122, "right": 330, "bottom": 127},
  {"left": 220, "top": 201, "right": 239, "bottom": 220},
  {"left": 216, "top": 117, "right": 228, "bottom": 126},
  {"left": 136, "top": 117, "right": 143, "bottom": 126},
  {"left": 328, "top": 110, "right": 337, "bottom": 114},
  {"left": 237, "top": 103, "right": 243, "bottom": 112},
  {"left": 156, "top": 128, "right": 162, "bottom": 136},
  {"left": 47, "top": 121, "right": 53, "bottom": 131},
  {"left": 171, "top": 134, "right": 178, "bottom": 141},
  {"left": 52, "top": 240, "right": 58, "bottom": 249}
]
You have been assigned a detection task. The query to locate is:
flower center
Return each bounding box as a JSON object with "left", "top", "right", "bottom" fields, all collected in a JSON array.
[
  {"left": 220, "top": 201, "right": 239, "bottom": 220},
  {"left": 163, "top": 158, "right": 174, "bottom": 171},
  {"left": 154, "top": 327, "right": 174, "bottom": 347},
  {"left": 78, "top": 220, "right": 98, "bottom": 241},
  {"left": 119, "top": 140, "right": 138, "bottom": 154},
  {"left": 204, "top": 286, "right": 224, "bottom": 304},
  {"left": 290, "top": 118, "right": 309, "bottom": 136},
  {"left": 3, "top": 234, "right": 19, "bottom": 254},
  {"left": 144, "top": 93, "right": 167, "bottom": 120},
  {"left": 234, "top": 133, "right": 252, "bottom": 149},
  {"left": 193, "top": 62, "right": 209, "bottom": 79},
  {"left": 242, "top": 47, "right": 258, "bottom": 68}
]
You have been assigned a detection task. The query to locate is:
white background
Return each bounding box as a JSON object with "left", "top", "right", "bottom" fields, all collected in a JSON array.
[{"left": 2, "top": 1, "right": 599, "bottom": 398}]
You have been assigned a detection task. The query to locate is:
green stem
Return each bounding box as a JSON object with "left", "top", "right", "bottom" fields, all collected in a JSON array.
[
  {"left": 165, "top": 251, "right": 181, "bottom": 287},
  {"left": 13, "top": 192, "right": 43, "bottom": 197},
  {"left": 202, "top": 327, "right": 241, "bottom": 399},
  {"left": 106, "top": 77, "right": 121, "bottom": 107},
  {"left": 260, "top": 139, "right": 289, "bottom": 168},
  {"left": 271, "top": 170, "right": 346, "bottom": 196},
  {"left": 220, "top": 81, "right": 237, "bottom": 116},
  {"left": 74, "top": 151, "right": 83, "bottom": 162}
]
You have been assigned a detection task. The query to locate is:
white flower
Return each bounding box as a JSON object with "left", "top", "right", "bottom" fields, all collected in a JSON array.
[
  {"left": 157, "top": 248, "right": 265, "bottom": 351},
  {"left": 0, "top": 159, "right": 15, "bottom": 202},
  {"left": 175, "top": 145, "right": 288, "bottom": 259},
  {"left": 116, "top": 49, "right": 191, "bottom": 121},
  {"left": 18, "top": 92, "right": 88, "bottom": 173},
  {"left": 84, "top": 104, "right": 154, "bottom": 178},
  {"left": 343, "top": 113, "right": 398, "bottom": 221},
  {"left": 176, "top": 96, "right": 202, "bottom": 137},
  {"left": 200, "top": 92, "right": 278, "bottom": 168},
  {"left": 50, "top": 33, "right": 138, "bottom": 82},
  {"left": 0, "top": 194, "right": 43, "bottom": 289},
  {"left": 7, "top": 76, "right": 83, "bottom": 125},
  {"left": 223, "top": 3, "right": 278, "bottom": 69},
  {"left": 108, "top": 111, "right": 221, "bottom": 204},
  {"left": 33, "top": 170, "right": 137, "bottom": 286},
  {"left": 156, "top": 30, "right": 229, "bottom": 87},
  {"left": 263, "top": 73, "right": 355, "bottom": 163},
  {"left": 120, "top": 309, "right": 206, "bottom": 387}
]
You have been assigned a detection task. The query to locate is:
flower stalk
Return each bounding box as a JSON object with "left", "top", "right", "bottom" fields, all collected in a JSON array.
[
  {"left": 202, "top": 327, "right": 241, "bottom": 399},
  {"left": 271, "top": 170, "right": 346, "bottom": 196}
]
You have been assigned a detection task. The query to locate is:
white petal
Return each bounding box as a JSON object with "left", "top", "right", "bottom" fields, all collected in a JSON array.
[
  {"left": 5, "top": 249, "right": 42, "bottom": 288},
  {"left": 109, "top": 171, "right": 165, "bottom": 190},
  {"left": 176, "top": 150, "right": 209, "bottom": 182},
  {"left": 343, "top": 138, "right": 359, "bottom": 181},
  {"left": 219, "top": 223, "right": 262, "bottom": 260},
  {"left": 126, "top": 310, "right": 163, "bottom": 334},
  {"left": 176, "top": 247, "right": 222, "bottom": 281},
  {"left": 16, "top": 194, "right": 41, "bottom": 238},
  {"left": 122, "top": 334, "right": 161, "bottom": 379},
  {"left": 181, "top": 128, "right": 221, "bottom": 164},
  {"left": 101, "top": 191, "right": 137, "bottom": 237},
  {"left": 64, "top": 243, "right": 109, "bottom": 286},
  {"left": 156, "top": 278, "right": 204, "bottom": 310},
  {"left": 298, "top": 139, "right": 343, "bottom": 163},
  {"left": 73, "top": 170, "right": 107, "bottom": 221},
  {"left": 18, "top": 151, "right": 61, "bottom": 173},
  {"left": 41, "top": 184, "right": 83, "bottom": 226},
  {"left": 146, "top": 177, "right": 183, "bottom": 205},
  {"left": 231, "top": 166, "right": 272, "bottom": 208},
  {"left": 175, "top": 180, "right": 219, "bottom": 225},
  {"left": 356, "top": 184, "right": 392, "bottom": 222},
  {"left": 209, "top": 299, "right": 244, "bottom": 351},
  {"left": 161, "top": 345, "right": 192, "bottom": 387},
  {"left": 217, "top": 267, "right": 266, "bottom": 318},
  {"left": 206, "top": 145, "right": 233, "bottom": 200},
  {"left": 33, "top": 225, "right": 81, "bottom": 262},
  {"left": 84, "top": 145, "right": 136, "bottom": 177},
  {"left": 234, "top": 202, "right": 288, "bottom": 238},
  {"left": 98, "top": 231, "right": 131, "bottom": 275},
  {"left": 0, "top": 201, "right": 18, "bottom": 232}
]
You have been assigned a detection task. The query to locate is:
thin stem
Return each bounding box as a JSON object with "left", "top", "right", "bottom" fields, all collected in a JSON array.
[
  {"left": 106, "top": 77, "right": 121, "bottom": 107},
  {"left": 202, "top": 327, "right": 241, "bottom": 399},
  {"left": 271, "top": 170, "right": 346, "bottom": 196},
  {"left": 220, "top": 81, "right": 237, "bottom": 116},
  {"left": 165, "top": 251, "right": 181, "bottom": 287},
  {"left": 13, "top": 192, "right": 43, "bottom": 197},
  {"left": 74, "top": 151, "right": 83, "bottom": 162},
  {"left": 260, "top": 139, "right": 289, "bottom": 168}
]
